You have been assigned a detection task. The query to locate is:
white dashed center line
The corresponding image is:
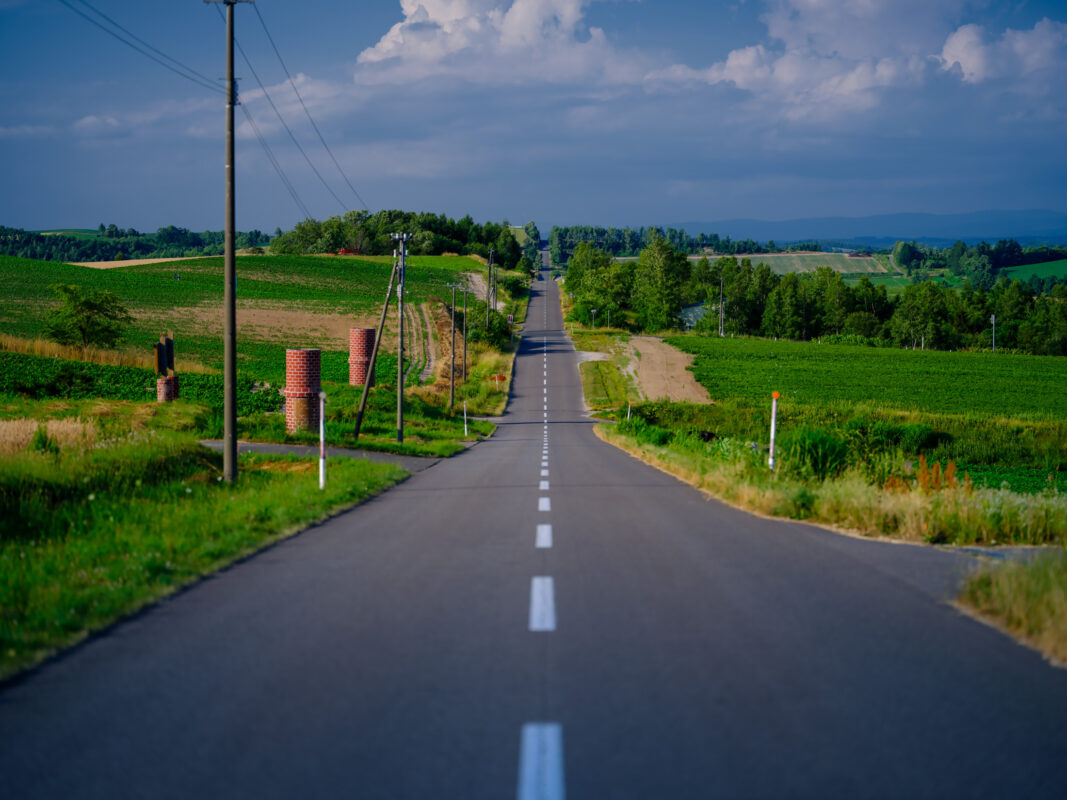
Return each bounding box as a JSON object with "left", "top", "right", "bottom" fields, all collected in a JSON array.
[
  {"left": 536, "top": 524, "right": 552, "bottom": 549},
  {"left": 517, "top": 723, "right": 565, "bottom": 800},
  {"left": 538, "top": 496, "right": 551, "bottom": 511},
  {"left": 528, "top": 577, "right": 556, "bottom": 631},
  {"left": 539, "top": 480, "right": 550, "bottom": 491}
]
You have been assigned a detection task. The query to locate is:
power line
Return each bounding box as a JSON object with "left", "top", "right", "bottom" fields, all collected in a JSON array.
[
  {"left": 253, "top": 4, "right": 369, "bottom": 211},
  {"left": 240, "top": 104, "right": 312, "bottom": 219},
  {"left": 212, "top": 4, "right": 347, "bottom": 214},
  {"left": 57, "top": 0, "right": 224, "bottom": 95}
]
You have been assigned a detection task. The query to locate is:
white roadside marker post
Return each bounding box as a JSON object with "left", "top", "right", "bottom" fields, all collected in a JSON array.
[
  {"left": 319, "top": 391, "right": 327, "bottom": 490},
  {"left": 464, "top": 400, "right": 468, "bottom": 437},
  {"left": 627, "top": 402, "right": 632, "bottom": 421},
  {"left": 769, "top": 391, "right": 779, "bottom": 470}
]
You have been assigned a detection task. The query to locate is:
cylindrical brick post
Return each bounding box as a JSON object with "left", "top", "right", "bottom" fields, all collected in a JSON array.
[
  {"left": 349, "top": 328, "right": 375, "bottom": 386},
  {"left": 156, "top": 375, "right": 180, "bottom": 402},
  {"left": 282, "top": 348, "right": 321, "bottom": 433}
]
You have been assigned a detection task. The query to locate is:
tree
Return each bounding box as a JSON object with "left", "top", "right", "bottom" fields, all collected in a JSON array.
[
  {"left": 632, "top": 237, "right": 688, "bottom": 332},
  {"left": 44, "top": 284, "right": 132, "bottom": 349}
]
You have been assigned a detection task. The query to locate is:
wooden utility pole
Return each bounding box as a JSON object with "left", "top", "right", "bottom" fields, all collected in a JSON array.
[
  {"left": 206, "top": 0, "right": 253, "bottom": 483},
  {"left": 352, "top": 255, "right": 399, "bottom": 441},
  {"left": 392, "top": 233, "right": 410, "bottom": 442}
]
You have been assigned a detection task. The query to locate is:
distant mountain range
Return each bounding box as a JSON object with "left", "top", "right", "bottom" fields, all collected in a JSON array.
[{"left": 672, "top": 210, "right": 1067, "bottom": 248}]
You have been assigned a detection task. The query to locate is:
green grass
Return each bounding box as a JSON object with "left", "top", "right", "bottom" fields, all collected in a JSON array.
[
  {"left": 666, "top": 334, "right": 1067, "bottom": 419},
  {"left": 960, "top": 550, "right": 1067, "bottom": 664},
  {"left": 580, "top": 360, "right": 632, "bottom": 409},
  {"left": 1002, "top": 258, "right": 1067, "bottom": 281},
  {"left": 1, "top": 449, "right": 405, "bottom": 680}
]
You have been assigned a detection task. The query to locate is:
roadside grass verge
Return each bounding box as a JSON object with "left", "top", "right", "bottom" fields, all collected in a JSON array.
[
  {"left": 597, "top": 421, "right": 1067, "bottom": 546},
  {"left": 580, "top": 360, "right": 632, "bottom": 409},
  {"left": 0, "top": 447, "right": 406, "bottom": 681},
  {"left": 959, "top": 551, "right": 1067, "bottom": 665}
]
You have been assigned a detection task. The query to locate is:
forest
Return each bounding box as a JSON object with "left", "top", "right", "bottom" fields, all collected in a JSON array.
[
  {"left": 563, "top": 239, "right": 1067, "bottom": 356},
  {"left": 0, "top": 225, "right": 270, "bottom": 262},
  {"left": 268, "top": 210, "right": 540, "bottom": 272}
]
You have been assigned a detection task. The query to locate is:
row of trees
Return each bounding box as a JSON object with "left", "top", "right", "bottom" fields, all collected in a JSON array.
[
  {"left": 893, "top": 238, "right": 1067, "bottom": 289},
  {"left": 564, "top": 239, "right": 1067, "bottom": 356},
  {"left": 269, "top": 210, "right": 530, "bottom": 270},
  {"left": 549, "top": 225, "right": 787, "bottom": 265},
  {"left": 0, "top": 225, "right": 270, "bottom": 262}
]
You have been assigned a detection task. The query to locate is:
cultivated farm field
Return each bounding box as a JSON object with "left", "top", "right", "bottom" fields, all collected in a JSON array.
[
  {"left": 0, "top": 253, "right": 482, "bottom": 384},
  {"left": 700, "top": 252, "right": 891, "bottom": 275},
  {"left": 1002, "top": 258, "right": 1067, "bottom": 282},
  {"left": 664, "top": 334, "right": 1067, "bottom": 494}
]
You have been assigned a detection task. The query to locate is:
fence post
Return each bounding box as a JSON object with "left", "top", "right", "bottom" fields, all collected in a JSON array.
[{"left": 319, "top": 391, "right": 327, "bottom": 490}]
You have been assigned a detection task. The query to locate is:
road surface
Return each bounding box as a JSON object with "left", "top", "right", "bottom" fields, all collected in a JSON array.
[{"left": 2, "top": 253, "right": 1066, "bottom": 798}]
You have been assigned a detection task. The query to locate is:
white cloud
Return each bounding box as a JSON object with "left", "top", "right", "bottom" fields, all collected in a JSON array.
[
  {"left": 939, "top": 18, "right": 1067, "bottom": 84},
  {"left": 0, "top": 124, "right": 54, "bottom": 139},
  {"left": 355, "top": 0, "right": 646, "bottom": 86},
  {"left": 72, "top": 115, "right": 121, "bottom": 135},
  {"left": 646, "top": 1, "right": 1067, "bottom": 122}
]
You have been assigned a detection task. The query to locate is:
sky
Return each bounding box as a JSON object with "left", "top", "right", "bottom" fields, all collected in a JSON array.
[{"left": 1, "top": 0, "right": 1066, "bottom": 234}]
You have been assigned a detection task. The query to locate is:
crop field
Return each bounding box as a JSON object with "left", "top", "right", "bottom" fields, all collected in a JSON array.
[
  {"left": 1002, "top": 258, "right": 1067, "bottom": 281},
  {"left": 666, "top": 334, "right": 1067, "bottom": 418},
  {"left": 0, "top": 253, "right": 483, "bottom": 383},
  {"left": 703, "top": 252, "right": 890, "bottom": 274}
]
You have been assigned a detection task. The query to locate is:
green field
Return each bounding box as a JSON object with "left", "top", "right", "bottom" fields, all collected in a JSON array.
[
  {"left": 666, "top": 334, "right": 1067, "bottom": 418},
  {"left": 1002, "top": 258, "right": 1067, "bottom": 281},
  {"left": 0, "top": 253, "right": 483, "bottom": 383}
]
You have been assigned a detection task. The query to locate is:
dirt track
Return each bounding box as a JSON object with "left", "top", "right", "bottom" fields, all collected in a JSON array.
[
  {"left": 70, "top": 257, "right": 202, "bottom": 269},
  {"left": 628, "top": 336, "right": 710, "bottom": 403}
]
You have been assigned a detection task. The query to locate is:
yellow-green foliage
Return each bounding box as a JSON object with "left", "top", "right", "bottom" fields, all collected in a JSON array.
[
  {"left": 960, "top": 551, "right": 1067, "bottom": 664},
  {"left": 597, "top": 424, "right": 1067, "bottom": 546}
]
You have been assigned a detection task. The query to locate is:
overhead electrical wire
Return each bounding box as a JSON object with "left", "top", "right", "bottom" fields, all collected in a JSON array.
[
  {"left": 58, "top": 0, "right": 313, "bottom": 218},
  {"left": 240, "top": 105, "right": 312, "bottom": 220},
  {"left": 253, "top": 4, "right": 369, "bottom": 211},
  {"left": 211, "top": 4, "right": 347, "bottom": 214},
  {"left": 58, "top": 0, "right": 224, "bottom": 95}
]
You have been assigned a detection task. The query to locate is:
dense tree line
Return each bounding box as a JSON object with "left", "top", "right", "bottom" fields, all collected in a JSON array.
[
  {"left": 269, "top": 210, "right": 529, "bottom": 270},
  {"left": 893, "top": 238, "right": 1067, "bottom": 291},
  {"left": 549, "top": 225, "right": 776, "bottom": 265},
  {"left": 0, "top": 225, "right": 270, "bottom": 262},
  {"left": 564, "top": 239, "right": 1067, "bottom": 356}
]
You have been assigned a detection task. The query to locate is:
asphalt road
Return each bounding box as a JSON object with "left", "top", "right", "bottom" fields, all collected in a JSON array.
[{"left": 2, "top": 255, "right": 1066, "bottom": 798}]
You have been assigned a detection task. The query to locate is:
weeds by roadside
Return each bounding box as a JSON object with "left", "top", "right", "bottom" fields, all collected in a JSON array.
[{"left": 960, "top": 551, "right": 1067, "bottom": 665}]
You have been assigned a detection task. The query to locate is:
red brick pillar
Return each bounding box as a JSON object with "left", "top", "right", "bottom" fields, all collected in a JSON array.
[
  {"left": 349, "top": 328, "right": 375, "bottom": 386},
  {"left": 282, "top": 348, "right": 321, "bottom": 433},
  {"left": 156, "top": 375, "right": 180, "bottom": 402}
]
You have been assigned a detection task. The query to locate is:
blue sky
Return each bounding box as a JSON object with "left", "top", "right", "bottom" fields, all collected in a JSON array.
[{"left": 1, "top": 1, "right": 1065, "bottom": 234}]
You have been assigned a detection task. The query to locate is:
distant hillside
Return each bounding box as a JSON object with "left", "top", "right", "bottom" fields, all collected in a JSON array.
[{"left": 673, "top": 210, "right": 1067, "bottom": 248}]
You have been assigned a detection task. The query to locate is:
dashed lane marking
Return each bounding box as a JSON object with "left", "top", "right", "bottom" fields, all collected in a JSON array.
[
  {"left": 528, "top": 577, "right": 556, "bottom": 631},
  {"left": 536, "top": 524, "right": 552, "bottom": 549},
  {"left": 517, "top": 723, "right": 565, "bottom": 800},
  {"left": 538, "top": 496, "right": 551, "bottom": 512}
]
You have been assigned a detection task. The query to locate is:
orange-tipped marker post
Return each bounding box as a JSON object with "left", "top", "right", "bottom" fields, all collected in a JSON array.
[{"left": 769, "top": 391, "right": 780, "bottom": 470}]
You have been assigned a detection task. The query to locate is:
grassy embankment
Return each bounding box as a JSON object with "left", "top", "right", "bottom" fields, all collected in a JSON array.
[
  {"left": 579, "top": 332, "right": 1066, "bottom": 662},
  {"left": 0, "top": 397, "right": 405, "bottom": 680},
  {"left": 557, "top": 282, "right": 640, "bottom": 410}
]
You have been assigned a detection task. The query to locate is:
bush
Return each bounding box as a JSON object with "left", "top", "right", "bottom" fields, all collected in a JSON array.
[{"left": 781, "top": 428, "right": 849, "bottom": 481}]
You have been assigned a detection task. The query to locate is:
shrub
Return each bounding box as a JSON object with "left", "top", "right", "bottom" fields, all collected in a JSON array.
[{"left": 781, "top": 428, "right": 849, "bottom": 481}]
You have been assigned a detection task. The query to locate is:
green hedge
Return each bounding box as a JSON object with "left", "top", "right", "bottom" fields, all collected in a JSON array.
[{"left": 0, "top": 351, "right": 281, "bottom": 415}]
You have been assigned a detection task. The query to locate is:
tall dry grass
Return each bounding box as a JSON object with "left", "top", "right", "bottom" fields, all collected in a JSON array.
[
  {"left": 0, "top": 333, "right": 216, "bottom": 374},
  {"left": 960, "top": 551, "right": 1067, "bottom": 665},
  {"left": 0, "top": 417, "right": 98, "bottom": 455},
  {"left": 597, "top": 424, "right": 1067, "bottom": 546}
]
